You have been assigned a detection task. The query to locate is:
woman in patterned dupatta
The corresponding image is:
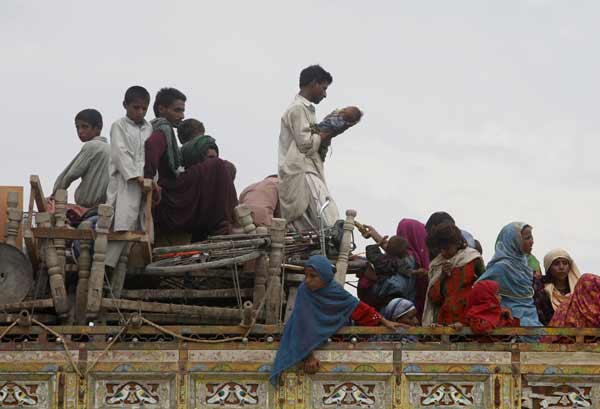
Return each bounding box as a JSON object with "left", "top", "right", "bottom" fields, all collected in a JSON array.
[{"left": 476, "top": 222, "right": 542, "bottom": 329}]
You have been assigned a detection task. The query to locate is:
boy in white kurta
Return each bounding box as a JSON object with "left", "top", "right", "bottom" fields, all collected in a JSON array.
[
  {"left": 278, "top": 65, "right": 339, "bottom": 231},
  {"left": 105, "top": 86, "right": 153, "bottom": 267}
]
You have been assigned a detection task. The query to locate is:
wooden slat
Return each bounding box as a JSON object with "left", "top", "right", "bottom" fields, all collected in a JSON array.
[
  {"left": 29, "top": 175, "right": 47, "bottom": 213},
  {"left": 121, "top": 288, "right": 253, "bottom": 300},
  {"left": 31, "top": 227, "right": 149, "bottom": 242}
]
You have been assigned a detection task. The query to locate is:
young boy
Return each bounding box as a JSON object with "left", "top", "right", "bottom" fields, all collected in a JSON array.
[
  {"left": 52, "top": 109, "right": 110, "bottom": 209},
  {"left": 105, "top": 86, "right": 153, "bottom": 268},
  {"left": 178, "top": 118, "right": 219, "bottom": 168}
]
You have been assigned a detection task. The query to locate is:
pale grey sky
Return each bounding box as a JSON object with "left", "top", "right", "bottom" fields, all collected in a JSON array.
[{"left": 1, "top": 0, "right": 599, "bottom": 272}]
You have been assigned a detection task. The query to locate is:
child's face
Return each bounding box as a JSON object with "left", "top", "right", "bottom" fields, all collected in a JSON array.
[
  {"left": 440, "top": 243, "right": 460, "bottom": 259},
  {"left": 342, "top": 107, "right": 362, "bottom": 123},
  {"left": 159, "top": 99, "right": 185, "bottom": 126},
  {"left": 397, "top": 309, "right": 419, "bottom": 326},
  {"left": 207, "top": 148, "right": 218, "bottom": 159},
  {"left": 124, "top": 98, "right": 149, "bottom": 124},
  {"left": 75, "top": 120, "right": 100, "bottom": 142}
]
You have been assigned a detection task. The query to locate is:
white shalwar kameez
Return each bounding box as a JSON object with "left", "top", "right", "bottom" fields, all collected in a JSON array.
[
  {"left": 277, "top": 95, "right": 339, "bottom": 231},
  {"left": 105, "top": 117, "right": 152, "bottom": 267}
]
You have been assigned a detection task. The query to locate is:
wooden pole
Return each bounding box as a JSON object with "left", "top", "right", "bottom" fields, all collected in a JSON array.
[
  {"left": 335, "top": 209, "right": 357, "bottom": 284},
  {"left": 75, "top": 220, "right": 92, "bottom": 324},
  {"left": 100, "top": 298, "right": 242, "bottom": 321},
  {"left": 234, "top": 205, "right": 257, "bottom": 235},
  {"left": 37, "top": 212, "right": 69, "bottom": 317},
  {"left": 265, "top": 218, "right": 286, "bottom": 324},
  {"left": 86, "top": 204, "right": 113, "bottom": 319}
]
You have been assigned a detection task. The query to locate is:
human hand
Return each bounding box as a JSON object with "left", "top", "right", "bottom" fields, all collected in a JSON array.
[
  {"left": 413, "top": 268, "right": 429, "bottom": 278},
  {"left": 442, "top": 262, "right": 452, "bottom": 277},
  {"left": 303, "top": 353, "right": 320, "bottom": 374},
  {"left": 380, "top": 317, "right": 409, "bottom": 330},
  {"left": 152, "top": 182, "right": 162, "bottom": 206},
  {"left": 136, "top": 176, "right": 145, "bottom": 187},
  {"left": 501, "top": 307, "right": 513, "bottom": 320}
]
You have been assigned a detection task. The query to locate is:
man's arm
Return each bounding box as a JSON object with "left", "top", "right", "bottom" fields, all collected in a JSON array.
[
  {"left": 286, "top": 106, "right": 321, "bottom": 155},
  {"left": 52, "top": 146, "right": 90, "bottom": 194}
]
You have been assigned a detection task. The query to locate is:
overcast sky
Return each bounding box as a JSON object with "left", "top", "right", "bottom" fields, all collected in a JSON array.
[{"left": 2, "top": 0, "right": 599, "bottom": 274}]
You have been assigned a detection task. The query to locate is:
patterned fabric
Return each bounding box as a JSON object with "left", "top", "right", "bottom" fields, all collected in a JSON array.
[
  {"left": 548, "top": 274, "right": 600, "bottom": 328},
  {"left": 476, "top": 222, "right": 542, "bottom": 327},
  {"left": 428, "top": 257, "right": 484, "bottom": 325},
  {"left": 270, "top": 255, "right": 359, "bottom": 386}
]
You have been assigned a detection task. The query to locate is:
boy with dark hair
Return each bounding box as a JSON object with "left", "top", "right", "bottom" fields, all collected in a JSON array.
[
  {"left": 52, "top": 109, "right": 110, "bottom": 208},
  {"left": 278, "top": 64, "right": 340, "bottom": 231},
  {"left": 179, "top": 118, "right": 219, "bottom": 168},
  {"left": 144, "top": 88, "right": 237, "bottom": 241},
  {"left": 105, "top": 86, "right": 153, "bottom": 267}
]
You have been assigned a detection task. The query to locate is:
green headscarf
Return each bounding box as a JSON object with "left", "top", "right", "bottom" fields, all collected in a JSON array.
[
  {"left": 151, "top": 117, "right": 182, "bottom": 176},
  {"left": 181, "top": 135, "right": 219, "bottom": 168}
]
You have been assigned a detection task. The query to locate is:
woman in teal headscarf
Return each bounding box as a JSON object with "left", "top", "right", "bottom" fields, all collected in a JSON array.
[
  {"left": 476, "top": 222, "right": 542, "bottom": 328},
  {"left": 270, "top": 255, "right": 402, "bottom": 386}
]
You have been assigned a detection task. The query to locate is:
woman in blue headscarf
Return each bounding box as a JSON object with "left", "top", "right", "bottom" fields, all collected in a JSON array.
[
  {"left": 270, "top": 255, "right": 402, "bottom": 386},
  {"left": 476, "top": 222, "right": 542, "bottom": 328}
]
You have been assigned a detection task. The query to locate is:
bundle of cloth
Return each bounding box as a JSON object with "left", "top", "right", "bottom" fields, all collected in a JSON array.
[{"left": 311, "top": 106, "right": 363, "bottom": 161}]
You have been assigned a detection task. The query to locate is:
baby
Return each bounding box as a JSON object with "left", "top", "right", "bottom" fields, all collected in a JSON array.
[{"left": 311, "top": 106, "right": 363, "bottom": 161}]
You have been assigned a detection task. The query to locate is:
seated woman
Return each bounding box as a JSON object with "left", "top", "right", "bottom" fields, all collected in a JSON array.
[
  {"left": 476, "top": 222, "right": 543, "bottom": 328},
  {"left": 396, "top": 219, "right": 431, "bottom": 322},
  {"left": 464, "top": 280, "right": 519, "bottom": 334},
  {"left": 534, "top": 249, "right": 581, "bottom": 325},
  {"left": 270, "top": 255, "right": 402, "bottom": 386},
  {"left": 548, "top": 274, "right": 600, "bottom": 328},
  {"left": 356, "top": 224, "right": 426, "bottom": 309},
  {"left": 422, "top": 223, "right": 484, "bottom": 326}
]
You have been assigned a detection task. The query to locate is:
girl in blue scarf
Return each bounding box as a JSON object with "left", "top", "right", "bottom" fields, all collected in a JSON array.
[
  {"left": 476, "top": 222, "right": 542, "bottom": 328},
  {"left": 270, "top": 255, "right": 401, "bottom": 386}
]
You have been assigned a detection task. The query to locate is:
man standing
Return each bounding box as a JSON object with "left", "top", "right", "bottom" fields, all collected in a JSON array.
[{"left": 278, "top": 65, "right": 339, "bottom": 231}]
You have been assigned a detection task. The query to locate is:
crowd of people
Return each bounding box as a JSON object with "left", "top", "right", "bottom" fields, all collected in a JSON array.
[{"left": 43, "top": 63, "right": 600, "bottom": 383}]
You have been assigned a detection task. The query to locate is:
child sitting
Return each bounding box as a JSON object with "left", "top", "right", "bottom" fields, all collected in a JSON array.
[
  {"left": 358, "top": 224, "right": 426, "bottom": 309},
  {"left": 179, "top": 118, "right": 219, "bottom": 168},
  {"left": 422, "top": 223, "right": 485, "bottom": 326},
  {"left": 311, "top": 106, "right": 363, "bottom": 161},
  {"left": 52, "top": 109, "right": 110, "bottom": 210},
  {"left": 464, "top": 280, "right": 519, "bottom": 334}
]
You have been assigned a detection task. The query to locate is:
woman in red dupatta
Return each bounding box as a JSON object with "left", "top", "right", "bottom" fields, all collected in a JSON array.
[{"left": 396, "top": 219, "right": 430, "bottom": 322}]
